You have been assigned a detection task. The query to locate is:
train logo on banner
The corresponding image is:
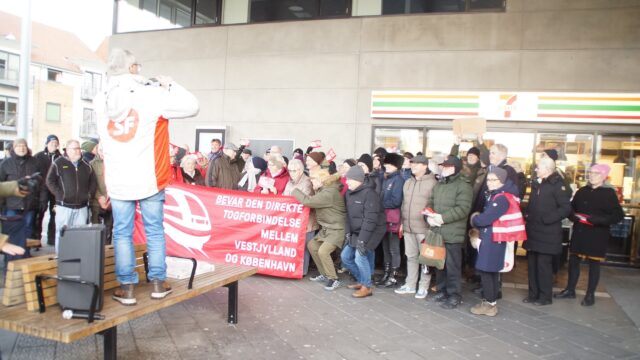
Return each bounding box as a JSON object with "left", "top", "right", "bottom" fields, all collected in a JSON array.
[{"left": 133, "top": 183, "right": 309, "bottom": 278}]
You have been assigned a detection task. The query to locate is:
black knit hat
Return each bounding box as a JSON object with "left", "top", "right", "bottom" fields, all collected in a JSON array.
[
  {"left": 383, "top": 153, "right": 404, "bottom": 170},
  {"left": 467, "top": 147, "right": 480, "bottom": 158},
  {"left": 357, "top": 154, "right": 373, "bottom": 172}
]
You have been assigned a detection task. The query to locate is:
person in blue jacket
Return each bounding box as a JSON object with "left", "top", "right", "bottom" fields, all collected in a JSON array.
[
  {"left": 469, "top": 168, "right": 511, "bottom": 317},
  {"left": 375, "top": 153, "right": 405, "bottom": 287}
]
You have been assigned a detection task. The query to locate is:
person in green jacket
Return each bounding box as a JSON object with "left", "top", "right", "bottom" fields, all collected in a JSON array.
[
  {"left": 425, "top": 155, "right": 473, "bottom": 310},
  {"left": 292, "top": 170, "right": 346, "bottom": 291}
]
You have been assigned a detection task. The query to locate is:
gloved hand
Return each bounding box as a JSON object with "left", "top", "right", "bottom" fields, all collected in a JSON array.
[
  {"left": 427, "top": 216, "right": 441, "bottom": 227},
  {"left": 431, "top": 213, "right": 444, "bottom": 226},
  {"left": 356, "top": 240, "right": 367, "bottom": 256}
]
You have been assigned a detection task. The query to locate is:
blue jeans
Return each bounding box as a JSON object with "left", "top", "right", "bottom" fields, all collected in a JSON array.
[
  {"left": 341, "top": 245, "right": 375, "bottom": 288},
  {"left": 112, "top": 190, "right": 166, "bottom": 284},
  {"left": 2, "top": 209, "right": 34, "bottom": 262}
]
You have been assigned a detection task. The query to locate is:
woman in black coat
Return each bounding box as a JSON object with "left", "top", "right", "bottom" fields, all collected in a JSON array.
[
  {"left": 523, "top": 158, "right": 571, "bottom": 306},
  {"left": 555, "top": 164, "right": 624, "bottom": 306}
]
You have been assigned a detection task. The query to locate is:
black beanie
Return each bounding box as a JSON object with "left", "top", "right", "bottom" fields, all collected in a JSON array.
[
  {"left": 357, "top": 154, "right": 373, "bottom": 172},
  {"left": 383, "top": 153, "right": 404, "bottom": 170},
  {"left": 467, "top": 147, "right": 480, "bottom": 158}
]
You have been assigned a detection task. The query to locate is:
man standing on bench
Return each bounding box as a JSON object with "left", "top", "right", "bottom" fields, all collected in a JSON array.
[{"left": 96, "top": 49, "right": 199, "bottom": 305}]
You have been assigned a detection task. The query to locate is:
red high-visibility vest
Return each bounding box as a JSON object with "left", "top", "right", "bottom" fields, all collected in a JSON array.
[{"left": 491, "top": 192, "right": 527, "bottom": 242}]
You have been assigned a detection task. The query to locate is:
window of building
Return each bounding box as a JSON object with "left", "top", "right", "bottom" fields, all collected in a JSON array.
[
  {"left": 381, "top": 0, "right": 504, "bottom": 14},
  {"left": 81, "top": 108, "right": 98, "bottom": 137},
  {"left": 249, "top": 0, "right": 351, "bottom": 23},
  {"left": 0, "top": 96, "right": 18, "bottom": 128},
  {"left": 82, "top": 71, "right": 103, "bottom": 100},
  {"left": 117, "top": 0, "right": 221, "bottom": 32},
  {"left": 47, "top": 69, "right": 62, "bottom": 82},
  {"left": 0, "top": 50, "right": 20, "bottom": 85},
  {"left": 46, "top": 102, "right": 61, "bottom": 122}
]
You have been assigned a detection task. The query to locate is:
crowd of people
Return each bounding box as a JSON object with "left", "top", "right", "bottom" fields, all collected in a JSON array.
[
  {"left": 166, "top": 135, "right": 623, "bottom": 314},
  {"left": 0, "top": 48, "right": 625, "bottom": 315}
]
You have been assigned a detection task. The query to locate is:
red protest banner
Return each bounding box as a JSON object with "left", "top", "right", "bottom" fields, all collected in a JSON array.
[{"left": 133, "top": 182, "right": 309, "bottom": 278}]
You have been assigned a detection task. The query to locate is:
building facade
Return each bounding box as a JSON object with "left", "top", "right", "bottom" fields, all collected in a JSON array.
[
  {"left": 112, "top": 0, "right": 640, "bottom": 264},
  {"left": 0, "top": 11, "right": 106, "bottom": 153}
]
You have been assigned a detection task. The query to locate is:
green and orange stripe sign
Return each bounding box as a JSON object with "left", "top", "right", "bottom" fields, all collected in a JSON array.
[
  {"left": 371, "top": 92, "right": 480, "bottom": 118},
  {"left": 371, "top": 91, "right": 640, "bottom": 124}
]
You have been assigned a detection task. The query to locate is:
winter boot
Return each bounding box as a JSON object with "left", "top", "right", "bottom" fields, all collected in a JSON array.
[
  {"left": 375, "top": 263, "right": 391, "bottom": 286},
  {"left": 382, "top": 268, "right": 399, "bottom": 288}
]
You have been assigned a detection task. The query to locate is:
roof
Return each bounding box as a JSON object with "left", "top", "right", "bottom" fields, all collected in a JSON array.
[{"left": 0, "top": 11, "right": 104, "bottom": 73}]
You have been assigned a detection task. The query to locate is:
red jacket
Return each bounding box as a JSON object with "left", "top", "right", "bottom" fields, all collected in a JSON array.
[{"left": 254, "top": 167, "right": 291, "bottom": 195}]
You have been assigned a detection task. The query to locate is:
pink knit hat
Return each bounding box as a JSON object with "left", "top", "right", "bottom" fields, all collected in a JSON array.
[{"left": 590, "top": 164, "right": 611, "bottom": 177}]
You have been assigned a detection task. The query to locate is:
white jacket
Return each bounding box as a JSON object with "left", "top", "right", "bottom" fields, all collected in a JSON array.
[{"left": 95, "top": 74, "right": 199, "bottom": 200}]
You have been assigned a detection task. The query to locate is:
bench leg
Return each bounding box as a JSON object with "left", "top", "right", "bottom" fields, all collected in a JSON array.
[
  {"left": 224, "top": 281, "right": 238, "bottom": 324},
  {"left": 100, "top": 326, "right": 117, "bottom": 360}
]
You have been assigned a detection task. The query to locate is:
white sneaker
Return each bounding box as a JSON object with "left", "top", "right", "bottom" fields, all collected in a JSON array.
[
  {"left": 394, "top": 285, "right": 416, "bottom": 295},
  {"left": 310, "top": 274, "right": 328, "bottom": 282},
  {"left": 415, "top": 288, "right": 428, "bottom": 299}
]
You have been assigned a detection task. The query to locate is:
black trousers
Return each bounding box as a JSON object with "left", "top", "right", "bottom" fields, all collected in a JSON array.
[
  {"left": 435, "top": 242, "right": 463, "bottom": 297},
  {"left": 527, "top": 251, "right": 553, "bottom": 302},
  {"left": 479, "top": 270, "right": 500, "bottom": 302},
  {"left": 32, "top": 200, "right": 56, "bottom": 245},
  {"left": 567, "top": 254, "right": 600, "bottom": 295}
]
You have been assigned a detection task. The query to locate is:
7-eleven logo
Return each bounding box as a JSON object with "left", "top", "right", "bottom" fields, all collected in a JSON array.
[{"left": 499, "top": 94, "right": 518, "bottom": 118}]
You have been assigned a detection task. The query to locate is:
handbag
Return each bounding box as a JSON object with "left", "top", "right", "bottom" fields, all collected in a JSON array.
[
  {"left": 385, "top": 208, "right": 401, "bottom": 233},
  {"left": 500, "top": 241, "right": 515, "bottom": 273},
  {"left": 418, "top": 228, "right": 446, "bottom": 270}
]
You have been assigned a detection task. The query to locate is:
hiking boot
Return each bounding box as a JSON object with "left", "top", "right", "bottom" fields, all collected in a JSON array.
[
  {"left": 581, "top": 293, "right": 595, "bottom": 306},
  {"left": 470, "top": 300, "right": 498, "bottom": 317},
  {"left": 324, "top": 279, "right": 342, "bottom": 291},
  {"left": 415, "top": 288, "right": 428, "bottom": 299},
  {"left": 347, "top": 283, "right": 362, "bottom": 290},
  {"left": 440, "top": 294, "right": 462, "bottom": 310},
  {"left": 112, "top": 284, "right": 136, "bottom": 306},
  {"left": 394, "top": 285, "right": 416, "bottom": 295},
  {"left": 352, "top": 286, "right": 373, "bottom": 298},
  {"left": 150, "top": 280, "right": 172, "bottom": 299},
  {"left": 310, "top": 274, "right": 328, "bottom": 282},
  {"left": 554, "top": 289, "right": 576, "bottom": 299}
]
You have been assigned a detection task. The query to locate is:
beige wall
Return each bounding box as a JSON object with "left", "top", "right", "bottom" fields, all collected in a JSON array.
[
  {"left": 32, "top": 80, "right": 74, "bottom": 150},
  {"left": 110, "top": 0, "right": 640, "bottom": 159}
]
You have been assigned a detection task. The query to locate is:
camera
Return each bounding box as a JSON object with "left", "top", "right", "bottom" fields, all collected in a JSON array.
[{"left": 17, "top": 172, "right": 42, "bottom": 193}]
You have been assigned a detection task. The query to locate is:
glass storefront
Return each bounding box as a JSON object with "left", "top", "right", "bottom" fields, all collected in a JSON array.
[{"left": 373, "top": 124, "right": 640, "bottom": 266}]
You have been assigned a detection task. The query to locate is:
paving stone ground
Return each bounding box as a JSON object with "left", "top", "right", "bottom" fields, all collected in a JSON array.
[{"left": 2, "top": 263, "right": 640, "bottom": 360}]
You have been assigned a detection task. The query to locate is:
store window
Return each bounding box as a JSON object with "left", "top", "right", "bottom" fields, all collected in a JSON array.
[
  {"left": 372, "top": 127, "right": 423, "bottom": 155},
  {"left": 534, "top": 133, "right": 593, "bottom": 194},
  {"left": 0, "top": 96, "right": 18, "bottom": 128},
  {"left": 0, "top": 50, "right": 19, "bottom": 85},
  {"left": 249, "top": 0, "right": 350, "bottom": 23},
  {"left": 46, "top": 103, "right": 61, "bottom": 122}
]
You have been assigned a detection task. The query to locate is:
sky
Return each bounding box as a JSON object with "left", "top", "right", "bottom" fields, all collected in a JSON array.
[{"left": 0, "top": 0, "right": 113, "bottom": 50}]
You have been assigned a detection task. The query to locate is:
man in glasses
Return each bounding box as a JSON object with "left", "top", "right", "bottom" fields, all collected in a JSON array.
[{"left": 46, "top": 139, "right": 97, "bottom": 253}]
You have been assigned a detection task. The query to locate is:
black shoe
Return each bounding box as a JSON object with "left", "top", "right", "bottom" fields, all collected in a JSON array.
[
  {"left": 522, "top": 296, "right": 537, "bottom": 304},
  {"left": 375, "top": 263, "right": 391, "bottom": 286},
  {"left": 554, "top": 289, "right": 576, "bottom": 299},
  {"left": 533, "top": 299, "right": 552, "bottom": 306},
  {"left": 440, "top": 295, "right": 462, "bottom": 310},
  {"left": 581, "top": 293, "right": 595, "bottom": 306},
  {"left": 430, "top": 291, "right": 448, "bottom": 303},
  {"left": 381, "top": 269, "right": 399, "bottom": 288}
]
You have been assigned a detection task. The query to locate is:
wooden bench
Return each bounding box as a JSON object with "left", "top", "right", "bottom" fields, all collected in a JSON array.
[{"left": 0, "top": 263, "right": 257, "bottom": 359}]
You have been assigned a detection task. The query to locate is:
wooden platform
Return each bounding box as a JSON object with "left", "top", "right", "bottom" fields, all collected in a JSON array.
[{"left": 0, "top": 263, "right": 256, "bottom": 346}]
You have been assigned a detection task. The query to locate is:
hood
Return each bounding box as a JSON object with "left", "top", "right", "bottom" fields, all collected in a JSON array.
[{"left": 104, "top": 74, "right": 146, "bottom": 120}]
